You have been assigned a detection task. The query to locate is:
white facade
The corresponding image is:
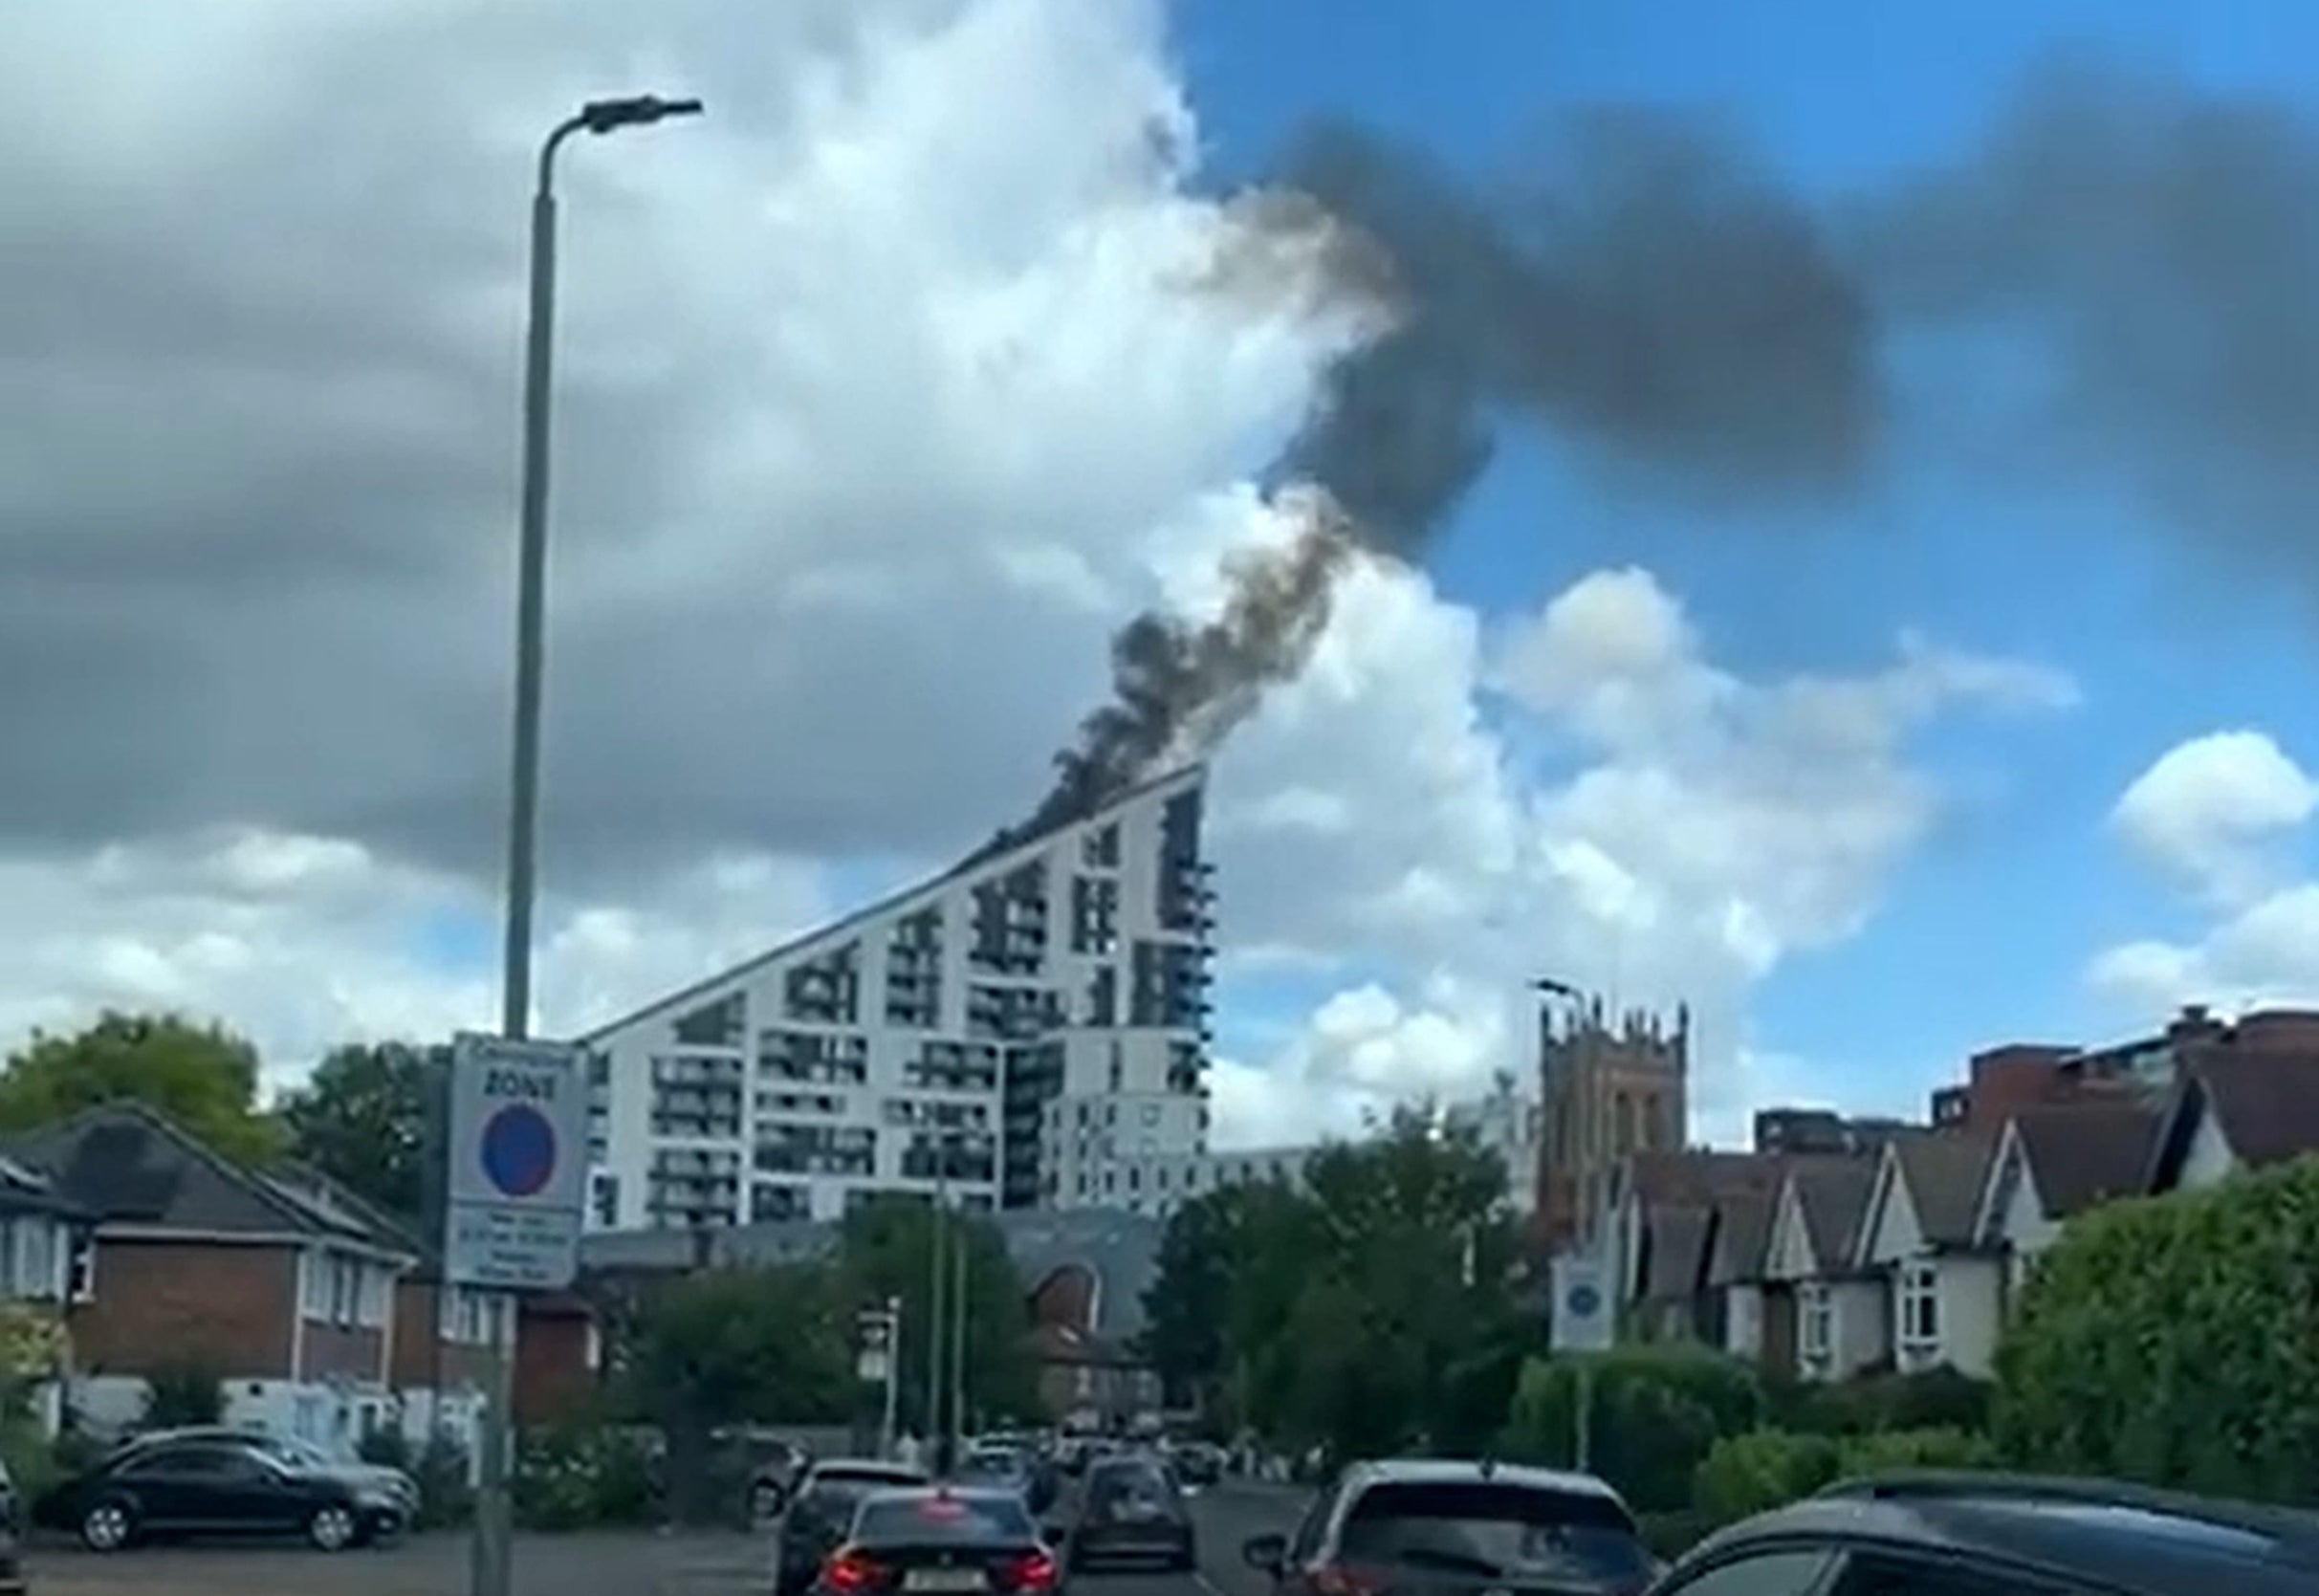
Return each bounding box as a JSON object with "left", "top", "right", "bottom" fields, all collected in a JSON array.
[
  {"left": 581, "top": 768, "right": 1214, "bottom": 1226},
  {"left": 1765, "top": 1176, "right": 1885, "bottom": 1383},
  {"left": 1110, "top": 1083, "right": 1541, "bottom": 1222},
  {"left": 1857, "top": 1145, "right": 2003, "bottom": 1380}
]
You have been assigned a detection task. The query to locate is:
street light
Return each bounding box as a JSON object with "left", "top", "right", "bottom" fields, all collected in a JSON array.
[
  {"left": 499, "top": 92, "right": 706, "bottom": 1044},
  {"left": 481, "top": 93, "right": 702, "bottom": 1596}
]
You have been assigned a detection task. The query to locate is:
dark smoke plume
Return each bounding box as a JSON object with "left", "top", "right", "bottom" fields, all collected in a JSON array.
[{"left": 1022, "top": 55, "right": 2319, "bottom": 836}]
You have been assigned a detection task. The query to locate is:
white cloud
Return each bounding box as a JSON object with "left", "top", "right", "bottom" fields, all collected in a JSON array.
[
  {"left": 2088, "top": 731, "right": 2319, "bottom": 1017},
  {"left": 1210, "top": 559, "right": 2071, "bottom": 1141},
  {"left": 0, "top": 0, "right": 2074, "bottom": 1158},
  {"left": 2110, "top": 730, "right": 2318, "bottom": 909}
]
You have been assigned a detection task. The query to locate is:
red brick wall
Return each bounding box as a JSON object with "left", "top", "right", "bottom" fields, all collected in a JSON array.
[
  {"left": 389, "top": 1281, "right": 494, "bottom": 1391},
  {"left": 514, "top": 1307, "right": 596, "bottom": 1426},
  {"left": 72, "top": 1238, "right": 295, "bottom": 1380},
  {"left": 301, "top": 1319, "right": 387, "bottom": 1384}
]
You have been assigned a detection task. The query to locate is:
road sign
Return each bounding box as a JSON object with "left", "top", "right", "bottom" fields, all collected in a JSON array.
[
  {"left": 857, "top": 1304, "right": 896, "bottom": 1384},
  {"left": 1549, "top": 1251, "right": 1614, "bottom": 1354},
  {"left": 445, "top": 1033, "right": 588, "bottom": 1291}
]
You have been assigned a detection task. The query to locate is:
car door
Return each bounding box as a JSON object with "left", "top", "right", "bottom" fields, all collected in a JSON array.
[
  {"left": 1648, "top": 1546, "right": 1845, "bottom": 1596},
  {"left": 113, "top": 1444, "right": 273, "bottom": 1531},
  {"left": 196, "top": 1444, "right": 307, "bottom": 1533}
]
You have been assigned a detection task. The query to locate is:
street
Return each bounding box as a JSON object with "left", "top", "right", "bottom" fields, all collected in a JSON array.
[{"left": 17, "top": 1481, "right": 1311, "bottom": 1596}]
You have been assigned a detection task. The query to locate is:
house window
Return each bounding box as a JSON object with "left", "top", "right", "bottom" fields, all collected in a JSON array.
[
  {"left": 300, "top": 1252, "right": 331, "bottom": 1320},
  {"left": 1898, "top": 1262, "right": 1939, "bottom": 1346},
  {"left": 67, "top": 1234, "right": 94, "bottom": 1303},
  {"left": 358, "top": 1266, "right": 390, "bottom": 1329},
  {"left": 1800, "top": 1283, "right": 1833, "bottom": 1359}
]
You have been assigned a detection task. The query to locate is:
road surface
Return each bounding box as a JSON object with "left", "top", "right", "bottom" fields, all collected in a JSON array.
[{"left": 19, "top": 1479, "right": 1314, "bottom": 1596}]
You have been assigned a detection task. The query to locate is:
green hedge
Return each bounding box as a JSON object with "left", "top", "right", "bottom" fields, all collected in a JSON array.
[
  {"left": 1994, "top": 1155, "right": 2319, "bottom": 1504},
  {"left": 1500, "top": 1346, "right": 1762, "bottom": 1513},
  {"left": 1767, "top": 1366, "right": 1992, "bottom": 1437},
  {"left": 1693, "top": 1426, "right": 1996, "bottom": 1528}
]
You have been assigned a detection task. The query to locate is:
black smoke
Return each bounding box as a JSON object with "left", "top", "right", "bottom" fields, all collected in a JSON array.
[{"left": 1023, "top": 55, "right": 2319, "bottom": 834}]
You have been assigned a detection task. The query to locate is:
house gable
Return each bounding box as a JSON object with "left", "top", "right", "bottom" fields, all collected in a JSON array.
[
  {"left": 1858, "top": 1141, "right": 1926, "bottom": 1266},
  {"left": 1969, "top": 1119, "right": 2034, "bottom": 1246},
  {"left": 1764, "top": 1175, "right": 1821, "bottom": 1282},
  {"left": 2178, "top": 1106, "right": 2241, "bottom": 1191}
]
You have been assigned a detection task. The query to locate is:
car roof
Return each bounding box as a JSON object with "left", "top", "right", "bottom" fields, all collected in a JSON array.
[
  {"left": 808, "top": 1459, "right": 930, "bottom": 1483},
  {"left": 1688, "top": 1472, "right": 2319, "bottom": 1596},
  {"left": 1338, "top": 1458, "right": 1627, "bottom": 1503}
]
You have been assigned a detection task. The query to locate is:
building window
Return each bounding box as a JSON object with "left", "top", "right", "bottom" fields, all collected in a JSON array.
[
  {"left": 1800, "top": 1283, "right": 1833, "bottom": 1360},
  {"left": 358, "top": 1265, "right": 390, "bottom": 1329},
  {"left": 68, "top": 1234, "right": 94, "bottom": 1303},
  {"left": 1898, "top": 1262, "right": 1939, "bottom": 1346},
  {"left": 591, "top": 1173, "right": 621, "bottom": 1230}
]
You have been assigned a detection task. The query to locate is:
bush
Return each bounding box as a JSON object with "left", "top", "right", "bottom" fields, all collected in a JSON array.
[
  {"left": 1694, "top": 1426, "right": 1995, "bottom": 1531},
  {"left": 514, "top": 1425, "right": 662, "bottom": 1531},
  {"left": 1695, "top": 1430, "right": 1844, "bottom": 1523},
  {"left": 1993, "top": 1155, "right": 2319, "bottom": 1503},
  {"left": 141, "top": 1360, "right": 224, "bottom": 1429},
  {"left": 358, "top": 1428, "right": 474, "bottom": 1529},
  {"left": 1501, "top": 1346, "right": 1762, "bottom": 1513},
  {"left": 1771, "top": 1366, "right": 1993, "bottom": 1437}
]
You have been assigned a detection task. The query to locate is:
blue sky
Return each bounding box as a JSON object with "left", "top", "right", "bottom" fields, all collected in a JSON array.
[{"left": 1171, "top": 1, "right": 2319, "bottom": 1097}]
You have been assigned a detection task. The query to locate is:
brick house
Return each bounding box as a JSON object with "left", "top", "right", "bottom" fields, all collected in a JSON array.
[{"left": 2, "top": 1104, "right": 415, "bottom": 1448}]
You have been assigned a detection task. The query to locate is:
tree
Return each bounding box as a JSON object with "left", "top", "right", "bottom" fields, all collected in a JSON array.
[
  {"left": 0, "top": 1012, "right": 282, "bottom": 1164},
  {"left": 615, "top": 1263, "right": 850, "bottom": 1520},
  {"left": 280, "top": 1041, "right": 440, "bottom": 1222},
  {"left": 1993, "top": 1156, "right": 2319, "bottom": 1503},
  {"left": 1138, "top": 1109, "right": 1528, "bottom": 1458},
  {"left": 836, "top": 1198, "right": 1040, "bottom": 1434}
]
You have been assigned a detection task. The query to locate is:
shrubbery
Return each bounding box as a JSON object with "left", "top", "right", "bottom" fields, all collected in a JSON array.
[
  {"left": 1695, "top": 1425, "right": 1996, "bottom": 1525},
  {"left": 1500, "top": 1345, "right": 1763, "bottom": 1513},
  {"left": 141, "top": 1359, "right": 225, "bottom": 1429},
  {"left": 513, "top": 1424, "right": 662, "bottom": 1531},
  {"left": 1993, "top": 1154, "right": 2319, "bottom": 1504}
]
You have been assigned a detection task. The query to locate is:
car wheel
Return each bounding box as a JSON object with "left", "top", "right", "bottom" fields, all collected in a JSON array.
[
  {"left": 307, "top": 1502, "right": 359, "bottom": 1552},
  {"left": 80, "top": 1498, "right": 135, "bottom": 1553}
]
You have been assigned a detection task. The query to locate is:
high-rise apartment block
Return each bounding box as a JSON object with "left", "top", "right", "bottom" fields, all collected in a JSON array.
[{"left": 579, "top": 768, "right": 1215, "bottom": 1230}]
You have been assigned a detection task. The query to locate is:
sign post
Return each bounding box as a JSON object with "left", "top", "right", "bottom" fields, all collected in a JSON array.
[
  {"left": 1548, "top": 1252, "right": 1612, "bottom": 1472},
  {"left": 445, "top": 1033, "right": 588, "bottom": 1596}
]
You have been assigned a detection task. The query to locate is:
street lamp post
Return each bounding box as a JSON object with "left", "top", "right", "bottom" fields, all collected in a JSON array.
[{"left": 479, "top": 92, "right": 701, "bottom": 1596}]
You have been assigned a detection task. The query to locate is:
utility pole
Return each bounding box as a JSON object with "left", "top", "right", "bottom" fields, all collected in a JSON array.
[
  {"left": 880, "top": 1296, "right": 903, "bottom": 1458},
  {"left": 950, "top": 1222, "right": 970, "bottom": 1447},
  {"left": 926, "top": 1153, "right": 947, "bottom": 1463}
]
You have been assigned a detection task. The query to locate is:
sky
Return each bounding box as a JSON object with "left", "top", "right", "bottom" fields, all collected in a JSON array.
[{"left": 12, "top": 0, "right": 2319, "bottom": 1149}]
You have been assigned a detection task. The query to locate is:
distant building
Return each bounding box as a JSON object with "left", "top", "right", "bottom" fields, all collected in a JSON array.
[
  {"left": 1752, "top": 1107, "right": 1914, "bottom": 1158},
  {"left": 580, "top": 767, "right": 1216, "bottom": 1229},
  {"left": 1930, "top": 1005, "right": 2319, "bottom": 1129},
  {"left": 1537, "top": 999, "right": 1689, "bottom": 1253}
]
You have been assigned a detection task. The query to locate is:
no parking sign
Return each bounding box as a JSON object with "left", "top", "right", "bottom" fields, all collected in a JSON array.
[{"left": 444, "top": 1033, "right": 588, "bottom": 1290}]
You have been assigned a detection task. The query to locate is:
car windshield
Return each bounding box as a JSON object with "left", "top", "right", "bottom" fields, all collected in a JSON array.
[
  {"left": 1339, "top": 1482, "right": 1649, "bottom": 1585},
  {"left": 802, "top": 1471, "right": 927, "bottom": 1526},
  {"left": 1087, "top": 1463, "right": 1177, "bottom": 1511},
  {"left": 960, "top": 1448, "right": 1026, "bottom": 1478},
  {"left": 855, "top": 1493, "right": 1038, "bottom": 1545}
]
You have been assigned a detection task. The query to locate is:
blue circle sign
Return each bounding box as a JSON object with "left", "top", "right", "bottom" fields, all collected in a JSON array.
[
  {"left": 480, "top": 1103, "right": 558, "bottom": 1198},
  {"left": 1566, "top": 1282, "right": 1602, "bottom": 1319}
]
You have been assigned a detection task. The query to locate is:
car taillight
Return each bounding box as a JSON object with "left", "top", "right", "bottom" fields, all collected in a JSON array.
[
  {"left": 1311, "top": 1563, "right": 1380, "bottom": 1596},
  {"left": 1004, "top": 1549, "right": 1060, "bottom": 1591},
  {"left": 823, "top": 1547, "right": 883, "bottom": 1593}
]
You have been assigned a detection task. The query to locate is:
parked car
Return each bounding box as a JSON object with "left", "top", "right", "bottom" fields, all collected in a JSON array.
[
  {"left": 746, "top": 1436, "right": 812, "bottom": 1520},
  {"left": 1063, "top": 1454, "right": 1196, "bottom": 1573},
  {"left": 775, "top": 1458, "right": 933, "bottom": 1596},
  {"left": 98, "top": 1426, "right": 420, "bottom": 1521},
  {"left": 810, "top": 1486, "right": 1060, "bottom": 1596},
  {"left": 36, "top": 1435, "right": 406, "bottom": 1553},
  {"left": 1650, "top": 1469, "right": 2319, "bottom": 1596},
  {"left": 1243, "top": 1458, "right": 1654, "bottom": 1596}
]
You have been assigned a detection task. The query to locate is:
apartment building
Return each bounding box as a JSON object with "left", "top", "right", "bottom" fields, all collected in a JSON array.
[{"left": 580, "top": 766, "right": 1216, "bottom": 1227}]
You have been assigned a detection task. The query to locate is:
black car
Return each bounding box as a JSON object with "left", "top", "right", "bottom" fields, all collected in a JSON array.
[
  {"left": 1065, "top": 1454, "right": 1196, "bottom": 1573},
  {"left": 35, "top": 1435, "right": 405, "bottom": 1552},
  {"left": 812, "top": 1487, "right": 1060, "bottom": 1595},
  {"left": 776, "top": 1460, "right": 935, "bottom": 1596},
  {"left": 1651, "top": 1469, "right": 2319, "bottom": 1596},
  {"left": 99, "top": 1426, "right": 420, "bottom": 1521},
  {"left": 1244, "top": 1458, "right": 1654, "bottom": 1596}
]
